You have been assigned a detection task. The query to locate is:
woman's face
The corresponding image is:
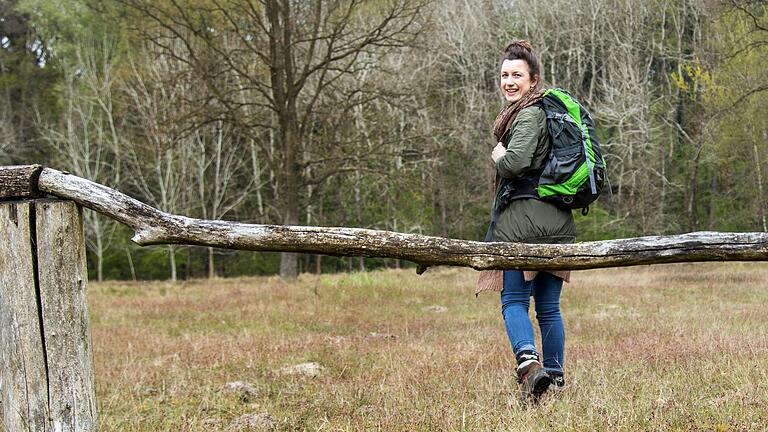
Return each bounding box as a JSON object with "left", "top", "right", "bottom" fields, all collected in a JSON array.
[{"left": 499, "top": 59, "right": 538, "bottom": 103}]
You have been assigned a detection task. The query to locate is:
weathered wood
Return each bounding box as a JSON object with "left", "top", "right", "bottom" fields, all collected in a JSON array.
[
  {"left": 0, "top": 199, "right": 98, "bottom": 432},
  {"left": 35, "top": 199, "right": 98, "bottom": 431},
  {"left": 0, "top": 201, "right": 50, "bottom": 431},
  {"left": 34, "top": 167, "right": 768, "bottom": 271},
  {"left": 0, "top": 165, "right": 43, "bottom": 199}
]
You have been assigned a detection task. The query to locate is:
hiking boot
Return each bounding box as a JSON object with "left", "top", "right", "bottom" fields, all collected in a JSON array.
[
  {"left": 519, "top": 363, "right": 553, "bottom": 399},
  {"left": 515, "top": 350, "right": 552, "bottom": 400}
]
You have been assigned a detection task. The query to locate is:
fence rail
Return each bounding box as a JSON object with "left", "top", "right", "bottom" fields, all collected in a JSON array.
[
  {"left": 9, "top": 165, "right": 768, "bottom": 272},
  {"left": 2, "top": 163, "right": 768, "bottom": 431}
]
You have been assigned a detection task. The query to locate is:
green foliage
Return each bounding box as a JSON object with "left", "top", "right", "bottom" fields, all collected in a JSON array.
[
  {"left": 574, "top": 204, "right": 640, "bottom": 240},
  {"left": 215, "top": 251, "right": 281, "bottom": 277},
  {"left": 0, "top": 0, "right": 62, "bottom": 162},
  {"left": 15, "top": 0, "right": 90, "bottom": 55}
]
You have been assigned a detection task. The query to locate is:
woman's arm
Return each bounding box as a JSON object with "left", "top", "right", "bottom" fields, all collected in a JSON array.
[{"left": 493, "top": 107, "right": 544, "bottom": 178}]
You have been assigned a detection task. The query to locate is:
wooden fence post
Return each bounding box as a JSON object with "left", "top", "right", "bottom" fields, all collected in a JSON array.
[
  {"left": 0, "top": 201, "right": 50, "bottom": 430},
  {"left": 0, "top": 198, "right": 98, "bottom": 431}
]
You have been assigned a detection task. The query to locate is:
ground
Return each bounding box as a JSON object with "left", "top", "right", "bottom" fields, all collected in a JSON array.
[{"left": 84, "top": 263, "right": 768, "bottom": 431}]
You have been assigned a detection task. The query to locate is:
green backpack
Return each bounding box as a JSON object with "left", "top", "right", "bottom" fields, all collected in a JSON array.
[{"left": 498, "top": 88, "right": 607, "bottom": 215}]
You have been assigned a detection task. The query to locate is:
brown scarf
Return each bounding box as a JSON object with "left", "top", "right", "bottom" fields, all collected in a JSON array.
[{"left": 492, "top": 88, "right": 546, "bottom": 144}]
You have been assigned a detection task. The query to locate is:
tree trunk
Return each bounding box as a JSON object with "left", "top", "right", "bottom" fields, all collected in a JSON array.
[
  {"left": 439, "top": 182, "right": 448, "bottom": 238},
  {"left": 95, "top": 219, "right": 104, "bottom": 282},
  {"left": 168, "top": 245, "right": 177, "bottom": 281},
  {"left": 11, "top": 159, "right": 768, "bottom": 299},
  {"left": 0, "top": 164, "right": 42, "bottom": 197},
  {"left": 208, "top": 246, "right": 216, "bottom": 279},
  {"left": 280, "top": 252, "right": 298, "bottom": 278},
  {"left": 126, "top": 246, "right": 137, "bottom": 281},
  {"left": 0, "top": 201, "right": 50, "bottom": 430},
  {"left": 687, "top": 144, "right": 703, "bottom": 231},
  {"left": 355, "top": 166, "right": 365, "bottom": 272},
  {"left": 267, "top": 0, "right": 301, "bottom": 280},
  {"left": 708, "top": 172, "right": 718, "bottom": 230},
  {"left": 34, "top": 200, "right": 98, "bottom": 430},
  {"left": 27, "top": 166, "right": 768, "bottom": 272},
  {"left": 756, "top": 133, "right": 767, "bottom": 232},
  {"left": 97, "top": 251, "right": 103, "bottom": 282}
]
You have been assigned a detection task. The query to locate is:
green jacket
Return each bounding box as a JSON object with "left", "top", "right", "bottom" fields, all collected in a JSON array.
[{"left": 492, "top": 105, "right": 576, "bottom": 244}]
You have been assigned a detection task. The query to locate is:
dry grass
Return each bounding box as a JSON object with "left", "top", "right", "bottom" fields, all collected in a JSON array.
[{"left": 85, "top": 263, "right": 768, "bottom": 431}]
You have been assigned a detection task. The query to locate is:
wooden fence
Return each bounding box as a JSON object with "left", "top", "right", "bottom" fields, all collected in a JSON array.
[{"left": 1, "top": 164, "right": 768, "bottom": 431}]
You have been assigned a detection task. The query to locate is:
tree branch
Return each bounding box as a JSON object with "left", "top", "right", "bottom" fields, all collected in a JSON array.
[{"left": 0, "top": 166, "right": 754, "bottom": 272}]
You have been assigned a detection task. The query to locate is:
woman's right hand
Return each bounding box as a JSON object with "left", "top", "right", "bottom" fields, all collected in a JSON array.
[{"left": 491, "top": 142, "right": 506, "bottom": 162}]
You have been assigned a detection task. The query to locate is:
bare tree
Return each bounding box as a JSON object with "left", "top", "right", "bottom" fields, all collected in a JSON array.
[
  {"left": 507, "top": 0, "right": 715, "bottom": 234},
  {"left": 190, "top": 120, "right": 261, "bottom": 278},
  {"left": 0, "top": 32, "right": 16, "bottom": 163},
  {"left": 115, "top": 0, "right": 426, "bottom": 279},
  {"left": 406, "top": 0, "right": 511, "bottom": 239},
  {"left": 122, "top": 42, "right": 197, "bottom": 281},
  {"left": 40, "top": 36, "right": 124, "bottom": 281},
  {"left": 0, "top": 83, "right": 16, "bottom": 163},
  {"left": 0, "top": 0, "right": 58, "bottom": 165}
]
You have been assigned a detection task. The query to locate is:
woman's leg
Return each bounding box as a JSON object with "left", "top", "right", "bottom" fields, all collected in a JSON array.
[
  {"left": 501, "top": 270, "right": 554, "bottom": 397},
  {"left": 501, "top": 270, "right": 536, "bottom": 357},
  {"left": 500, "top": 270, "right": 536, "bottom": 355},
  {"left": 531, "top": 272, "right": 565, "bottom": 376}
]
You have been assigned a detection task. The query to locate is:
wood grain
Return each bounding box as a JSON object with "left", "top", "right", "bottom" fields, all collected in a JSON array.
[
  {"left": 0, "top": 165, "right": 43, "bottom": 198},
  {"left": 35, "top": 167, "right": 768, "bottom": 271},
  {"left": 0, "top": 201, "right": 50, "bottom": 431},
  {"left": 36, "top": 199, "right": 98, "bottom": 431}
]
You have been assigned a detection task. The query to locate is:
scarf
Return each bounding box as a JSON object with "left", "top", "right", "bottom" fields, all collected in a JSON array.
[{"left": 492, "top": 88, "right": 546, "bottom": 144}]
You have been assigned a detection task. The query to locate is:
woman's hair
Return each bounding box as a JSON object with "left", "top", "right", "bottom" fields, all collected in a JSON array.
[{"left": 501, "top": 40, "right": 542, "bottom": 82}]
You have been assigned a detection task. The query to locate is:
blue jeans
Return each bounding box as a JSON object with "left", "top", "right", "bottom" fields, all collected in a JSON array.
[{"left": 500, "top": 270, "right": 565, "bottom": 374}]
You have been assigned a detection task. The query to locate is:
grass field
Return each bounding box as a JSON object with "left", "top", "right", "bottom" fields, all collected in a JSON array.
[{"left": 83, "top": 263, "right": 768, "bottom": 431}]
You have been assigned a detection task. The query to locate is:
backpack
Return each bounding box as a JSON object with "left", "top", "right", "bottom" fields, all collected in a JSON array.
[{"left": 498, "top": 88, "right": 606, "bottom": 215}]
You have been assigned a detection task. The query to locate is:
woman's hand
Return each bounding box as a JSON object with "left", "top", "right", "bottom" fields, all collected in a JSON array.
[{"left": 491, "top": 142, "right": 506, "bottom": 162}]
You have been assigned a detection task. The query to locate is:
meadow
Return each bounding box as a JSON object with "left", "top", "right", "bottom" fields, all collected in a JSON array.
[{"left": 86, "top": 263, "right": 768, "bottom": 431}]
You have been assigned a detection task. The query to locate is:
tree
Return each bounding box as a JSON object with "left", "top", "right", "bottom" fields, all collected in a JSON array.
[
  {"left": 700, "top": 1, "right": 768, "bottom": 232},
  {"left": 114, "top": 0, "right": 425, "bottom": 278},
  {"left": 39, "top": 36, "right": 125, "bottom": 281},
  {"left": 190, "top": 120, "right": 261, "bottom": 278},
  {"left": 411, "top": 0, "right": 514, "bottom": 240},
  {"left": 0, "top": 0, "right": 60, "bottom": 164},
  {"left": 122, "top": 42, "right": 198, "bottom": 281}
]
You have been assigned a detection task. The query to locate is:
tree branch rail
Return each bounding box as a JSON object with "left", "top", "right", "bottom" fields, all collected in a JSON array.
[{"left": 3, "top": 165, "right": 768, "bottom": 272}]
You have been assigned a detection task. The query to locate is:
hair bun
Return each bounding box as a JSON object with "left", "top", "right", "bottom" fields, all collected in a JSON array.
[{"left": 505, "top": 40, "right": 534, "bottom": 53}]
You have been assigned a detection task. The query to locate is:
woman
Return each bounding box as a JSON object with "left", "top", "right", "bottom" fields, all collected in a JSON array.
[{"left": 489, "top": 40, "right": 575, "bottom": 399}]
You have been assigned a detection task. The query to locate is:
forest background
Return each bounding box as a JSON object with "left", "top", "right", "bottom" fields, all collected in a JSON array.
[{"left": 1, "top": 0, "right": 767, "bottom": 281}]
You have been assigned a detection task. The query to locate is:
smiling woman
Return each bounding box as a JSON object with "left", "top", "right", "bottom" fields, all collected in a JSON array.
[
  {"left": 498, "top": 59, "right": 535, "bottom": 103},
  {"left": 482, "top": 40, "right": 577, "bottom": 401}
]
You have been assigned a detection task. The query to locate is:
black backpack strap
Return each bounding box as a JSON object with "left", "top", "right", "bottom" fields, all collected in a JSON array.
[
  {"left": 484, "top": 174, "right": 541, "bottom": 242},
  {"left": 495, "top": 173, "right": 541, "bottom": 211}
]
